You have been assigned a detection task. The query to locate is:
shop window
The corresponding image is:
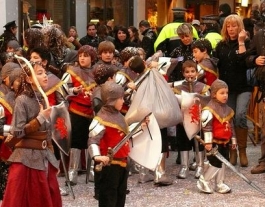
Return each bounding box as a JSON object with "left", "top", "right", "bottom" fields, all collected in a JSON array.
[
  {"left": 21, "top": 0, "right": 75, "bottom": 32},
  {"left": 88, "top": 0, "right": 131, "bottom": 26}
]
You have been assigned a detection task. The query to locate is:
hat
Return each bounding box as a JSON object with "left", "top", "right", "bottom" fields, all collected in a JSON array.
[
  {"left": 192, "top": 19, "right": 200, "bottom": 26},
  {"left": 172, "top": 7, "right": 187, "bottom": 13},
  {"left": 101, "top": 81, "right": 124, "bottom": 105},
  {"left": 1, "top": 62, "right": 20, "bottom": 80},
  {"left": 9, "top": 68, "right": 22, "bottom": 87},
  {"left": 210, "top": 79, "right": 228, "bottom": 98},
  {"left": 31, "top": 22, "right": 43, "bottom": 29},
  {"left": 7, "top": 40, "right": 20, "bottom": 50},
  {"left": 128, "top": 56, "right": 145, "bottom": 74},
  {"left": 201, "top": 15, "right": 220, "bottom": 24},
  {"left": 3, "top": 21, "right": 17, "bottom": 29},
  {"left": 172, "top": 7, "right": 187, "bottom": 22}
]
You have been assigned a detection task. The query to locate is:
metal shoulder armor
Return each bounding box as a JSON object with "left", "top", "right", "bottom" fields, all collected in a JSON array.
[
  {"left": 61, "top": 72, "right": 74, "bottom": 95},
  {"left": 89, "top": 119, "right": 105, "bottom": 138},
  {"left": 172, "top": 80, "right": 184, "bottom": 88},
  {"left": 201, "top": 109, "right": 213, "bottom": 127},
  {"left": 197, "top": 64, "right": 205, "bottom": 80},
  {"left": 0, "top": 104, "right": 5, "bottom": 119},
  {"left": 115, "top": 73, "right": 127, "bottom": 85}
]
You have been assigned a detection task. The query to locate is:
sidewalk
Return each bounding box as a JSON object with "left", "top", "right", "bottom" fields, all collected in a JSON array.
[{"left": 60, "top": 141, "right": 265, "bottom": 207}]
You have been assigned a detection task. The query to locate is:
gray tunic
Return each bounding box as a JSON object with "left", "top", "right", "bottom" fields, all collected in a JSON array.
[{"left": 7, "top": 93, "right": 59, "bottom": 170}]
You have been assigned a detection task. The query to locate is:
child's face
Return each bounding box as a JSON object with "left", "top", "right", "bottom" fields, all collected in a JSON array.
[
  {"left": 193, "top": 48, "right": 207, "bottom": 63},
  {"left": 29, "top": 64, "right": 48, "bottom": 89},
  {"left": 79, "top": 52, "right": 91, "bottom": 68},
  {"left": 183, "top": 66, "right": 197, "bottom": 82},
  {"left": 6, "top": 46, "right": 15, "bottom": 53},
  {"left": 101, "top": 51, "right": 114, "bottom": 62},
  {"left": 138, "top": 50, "right": 145, "bottom": 60},
  {"left": 30, "top": 52, "right": 47, "bottom": 68},
  {"left": 114, "top": 97, "right": 124, "bottom": 111},
  {"left": 215, "top": 87, "right": 228, "bottom": 103}
]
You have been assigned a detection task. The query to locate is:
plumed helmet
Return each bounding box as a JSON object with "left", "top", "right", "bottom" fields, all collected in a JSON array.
[
  {"left": 210, "top": 79, "right": 228, "bottom": 98},
  {"left": 120, "top": 47, "right": 139, "bottom": 64},
  {"left": 101, "top": 81, "right": 124, "bottom": 105}
]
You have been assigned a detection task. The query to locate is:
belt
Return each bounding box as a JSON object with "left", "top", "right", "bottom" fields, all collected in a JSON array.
[
  {"left": 15, "top": 131, "right": 50, "bottom": 150},
  {"left": 111, "top": 160, "right": 127, "bottom": 168},
  {"left": 15, "top": 139, "right": 52, "bottom": 150}
]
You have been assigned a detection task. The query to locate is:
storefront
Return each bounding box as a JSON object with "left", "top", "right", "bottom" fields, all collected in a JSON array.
[{"left": 20, "top": 0, "right": 134, "bottom": 36}]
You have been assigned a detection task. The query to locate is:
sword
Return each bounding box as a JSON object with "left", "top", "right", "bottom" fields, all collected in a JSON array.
[
  {"left": 195, "top": 135, "right": 265, "bottom": 196},
  {"left": 59, "top": 150, "right": 75, "bottom": 199},
  {"left": 95, "top": 112, "right": 152, "bottom": 171}
]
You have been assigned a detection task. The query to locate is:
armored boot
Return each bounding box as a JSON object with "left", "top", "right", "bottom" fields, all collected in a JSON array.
[
  {"left": 215, "top": 164, "right": 231, "bottom": 193},
  {"left": 138, "top": 166, "right": 154, "bottom": 183},
  {"left": 197, "top": 165, "right": 219, "bottom": 194},
  {"left": 236, "top": 127, "right": 248, "bottom": 167},
  {"left": 88, "top": 160, "right": 95, "bottom": 182},
  {"left": 189, "top": 152, "right": 197, "bottom": 171},
  {"left": 128, "top": 159, "right": 140, "bottom": 176},
  {"left": 194, "top": 151, "right": 204, "bottom": 179},
  {"left": 68, "top": 148, "right": 81, "bottom": 185},
  {"left": 59, "top": 187, "right": 69, "bottom": 196},
  {"left": 177, "top": 151, "right": 189, "bottom": 179},
  {"left": 154, "top": 153, "right": 173, "bottom": 186}
]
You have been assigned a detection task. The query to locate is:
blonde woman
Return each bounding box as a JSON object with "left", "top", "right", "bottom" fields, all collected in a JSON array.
[{"left": 215, "top": 14, "right": 252, "bottom": 167}]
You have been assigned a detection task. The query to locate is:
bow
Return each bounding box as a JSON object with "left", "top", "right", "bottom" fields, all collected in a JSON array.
[{"left": 14, "top": 54, "right": 50, "bottom": 108}]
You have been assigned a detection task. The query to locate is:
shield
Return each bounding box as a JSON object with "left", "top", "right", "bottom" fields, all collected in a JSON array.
[
  {"left": 129, "top": 114, "right": 162, "bottom": 171},
  {"left": 50, "top": 101, "right": 71, "bottom": 156},
  {"left": 181, "top": 91, "right": 201, "bottom": 139}
]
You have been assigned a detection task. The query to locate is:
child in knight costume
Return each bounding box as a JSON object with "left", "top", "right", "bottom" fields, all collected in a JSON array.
[
  {"left": 90, "top": 63, "right": 117, "bottom": 200},
  {"left": 173, "top": 60, "right": 210, "bottom": 179},
  {"left": 197, "top": 79, "right": 237, "bottom": 194},
  {"left": 1, "top": 62, "right": 62, "bottom": 207},
  {"left": 62, "top": 45, "right": 97, "bottom": 185},
  {"left": 0, "top": 68, "right": 21, "bottom": 203},
  {"left": 191, "top": 38, "right": 219, "bottom": 86},
  {"left": 88, "top": 81, "right": 146, "bottom": 207}
]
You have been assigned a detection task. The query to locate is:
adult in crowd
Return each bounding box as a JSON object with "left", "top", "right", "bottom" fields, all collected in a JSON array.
[
  {"left": 0, "top": 21, "right": 18, "bottom": 54},
  {"left": 246, "top": 23, "right": 265, "bottom": 174},
  {"left": 128, "top": 26, "right": 141, "bottom": 47},
  {"left": 215, "top": 14, "right": 252, "bottom": 167},
  {"left": 22, "top": 0, "right": 32, "bottom": 31},
  {"left": 97, "top": 25, "right": 115, "bottom": 43},
  {"left": 154, "top": 7, "right": 198, "bottom": 56},
  {"left": 191, "top": 19, "right": 201, "bottom": 37},
  {"left": 113, "top": 26, "right": 138, "bottom": 53},
  {"left": 260, "top": 0, "right": 265, "bottom": 22},
  {"left": 79, "top": 23, "right": 100, "bottom": 49},
  {"left": 66, "top": 26, "right": 82, "bottom": 50},
  {"left": 168, "top": 23, "right": 195, "bottom": 82},
  {"left": 200, "top": 15, "right": 222, "bottom": 53},
  {"left": 138, "top": 20, "right": 157, "bottom": 59},
  {"left": 218, "top": 3, "right": 231, "bottom": 28}
]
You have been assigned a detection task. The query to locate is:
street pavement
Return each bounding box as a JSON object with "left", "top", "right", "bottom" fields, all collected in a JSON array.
[{"left": 59, "top": 140, "right": 265, "bottom": 207}]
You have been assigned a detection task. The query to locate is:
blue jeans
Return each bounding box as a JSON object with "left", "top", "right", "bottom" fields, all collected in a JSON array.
[{"left": 227, "top": 91, "right": 251, "bottom": 129}]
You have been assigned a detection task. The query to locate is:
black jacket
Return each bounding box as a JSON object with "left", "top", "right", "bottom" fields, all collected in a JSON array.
[
  {"left": 141, "top": 28, "right": 157, "bottom": 59},
  {"left": 215, "top": 39, "right": 252, "bottom": 93}
]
